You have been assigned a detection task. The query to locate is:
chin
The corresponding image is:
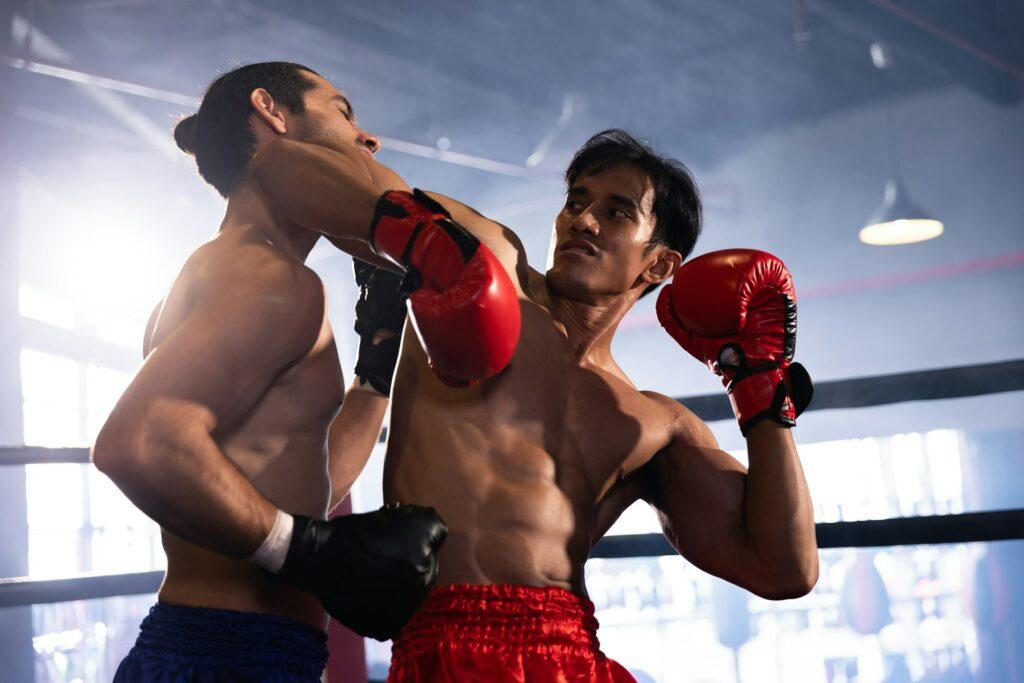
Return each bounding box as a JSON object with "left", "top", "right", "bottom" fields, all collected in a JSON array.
[{"left": 545, "top": 267, "right": 598, "bottom": 301}]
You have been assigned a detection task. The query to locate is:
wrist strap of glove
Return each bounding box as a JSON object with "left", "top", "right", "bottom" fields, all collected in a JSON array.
[
  {"left": 354, "top": 334, "right": 401, "bottom": 396},
  {"left": 727, "top": 364, "right": 795, "bottom": 437},
  {"left": 249, "top": 509, "right": 294, "bottom": 574},
  {"left": 274, "top": 514, "right": 319, "bottom": 585},
  {"left": 368, "top": 190, "right": 477, "bottom": 266}
]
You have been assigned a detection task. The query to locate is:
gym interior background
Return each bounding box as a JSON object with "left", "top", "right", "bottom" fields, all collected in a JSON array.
[{"left": 1, "top": 1, "right": 1022, "bottom": 681}]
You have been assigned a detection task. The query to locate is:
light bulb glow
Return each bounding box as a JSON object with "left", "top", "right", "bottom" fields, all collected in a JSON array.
[{"left": 859, "top": 218, "right": 944, "bottom": 246}]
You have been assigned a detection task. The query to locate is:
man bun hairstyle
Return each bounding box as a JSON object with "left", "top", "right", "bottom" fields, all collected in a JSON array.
[
  {"left": 175, "top": 61, "right": 319, "bottom": 197},
  {"left": 173, "top": 114, "right": 198, "bottom": 155},
  {"left": 565, "top": 129, "right": 703, "bottom": 298}
]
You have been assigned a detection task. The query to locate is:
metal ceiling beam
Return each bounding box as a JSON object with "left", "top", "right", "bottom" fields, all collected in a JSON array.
[
  {"left": 865, "top": 0, "right": 1024, "bottom": 83},
  {"left": 1, "top": 50, "right": 559, "bottom": 182},
  {"left": 11, "top": 14, "right": 181, "bottom": 159},
  {"left": 808, "top": 0, "right": 1023, "bottom": 105}
]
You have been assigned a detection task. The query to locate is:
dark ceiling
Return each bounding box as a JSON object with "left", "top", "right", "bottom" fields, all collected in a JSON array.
[{"left": 5, "top": 0, "right": 1022, "bottom": 170}]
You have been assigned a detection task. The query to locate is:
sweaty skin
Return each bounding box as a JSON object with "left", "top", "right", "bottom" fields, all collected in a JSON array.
[{"left": 253, "top": 123, "right": 818, "bottom": 599}]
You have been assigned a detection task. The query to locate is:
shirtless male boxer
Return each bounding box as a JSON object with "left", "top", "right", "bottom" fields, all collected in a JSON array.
[
  {"left": 91, "top": 62, "right": 448, "bottom": 681},
  {"left": 248, "top": 73, "right": 818, "bottom": 679}
]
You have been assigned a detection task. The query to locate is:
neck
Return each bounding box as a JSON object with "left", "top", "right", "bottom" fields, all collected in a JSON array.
[
  {"left": 544, "top": 281, "right": 636, "bottom": 366},
  {"left": 221, "top": 181, "right": 320, "bottom": 262}
]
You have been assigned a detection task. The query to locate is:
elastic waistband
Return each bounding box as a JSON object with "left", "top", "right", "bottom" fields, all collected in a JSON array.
[
  {"left": 393, "top": 584, "right": 602, "bottom": 659},
  {"left": 132, "top": 602, "right": 327, "bottom": 672}
]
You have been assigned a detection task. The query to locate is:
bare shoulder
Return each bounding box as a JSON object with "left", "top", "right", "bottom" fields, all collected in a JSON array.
[
  {"left": 170, "top": 236, "right": 326, "bottom": 355},
  {"left": 196, "top": 237, "right": 322, "bottom": 308},
  {"left": 640, "top": 390, "right": 719, "bottom": 451},
  {"left": 422, "top": 191, "right": 537, "bottom": 292}
]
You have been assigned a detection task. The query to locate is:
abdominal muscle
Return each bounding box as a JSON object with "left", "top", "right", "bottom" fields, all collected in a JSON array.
[{"left": 386, "top": 423, "right": 589, "bottom": 592}]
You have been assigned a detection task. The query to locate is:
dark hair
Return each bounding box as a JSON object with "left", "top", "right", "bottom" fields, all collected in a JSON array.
[
  {"left": 565, "top": 129, "right": 702, "bottom": 298},
  {"left": 174, "top": 62, "right": 319, "bottom": 197}
]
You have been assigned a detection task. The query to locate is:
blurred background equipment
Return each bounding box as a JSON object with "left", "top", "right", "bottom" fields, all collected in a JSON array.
[{"left": 1, "top": 0, "right": 1022, "bottom": 681}]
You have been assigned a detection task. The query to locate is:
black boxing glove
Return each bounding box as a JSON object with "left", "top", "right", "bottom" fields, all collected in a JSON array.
[
  {"left": 353, "top": 259, "right": 408, "bottom": 396},
  {"left": 276, "top": 504, "right": 447, "bottom": 641}
]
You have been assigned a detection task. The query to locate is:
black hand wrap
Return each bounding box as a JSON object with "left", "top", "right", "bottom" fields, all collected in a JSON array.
[
  {"left": 353, "top": 259, "right": 408, "bottom": 396},
  {"left": 276, "top": 504, "right": 447, "bottom": 641}
]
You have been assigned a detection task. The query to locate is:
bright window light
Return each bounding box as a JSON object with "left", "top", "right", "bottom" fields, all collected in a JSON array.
[
  {"left": 22, "top": 401, "right": 82, "bottom": 447},
  {"left": 20, "top": 349, "right": 84, "bottom": 447},
  {"left": 925, "top": 429, "right": 963, "bottom": 508},
  {"left": 26, "top": 464, "right": 84, "bottom": 530},
  {"left": 93, "top": 314, "right": 142, "bottom": 350},
  {"left": 28, "top": 530, "right": 80, "bottom": 579},
  {"left": 891, "top": 432, "right": 928, "bottom": 514},
  {"left": 20, "top": 349, "right": 79, "bottom": 407},
  {"left": 19, "top": 283, "right": 76, "bottom": 329},
  {"left": 85, "top": 365, "right": 133, "bottom": 441}
]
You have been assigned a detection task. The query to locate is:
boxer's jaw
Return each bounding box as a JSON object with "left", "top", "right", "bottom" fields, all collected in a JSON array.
[{"left": 287, "top": 74, "right": 380, "bottom": 158}]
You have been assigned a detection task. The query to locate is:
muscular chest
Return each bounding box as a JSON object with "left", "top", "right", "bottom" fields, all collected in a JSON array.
[{"left": 425, "top": 302, "right": 673, "bottom": 496}]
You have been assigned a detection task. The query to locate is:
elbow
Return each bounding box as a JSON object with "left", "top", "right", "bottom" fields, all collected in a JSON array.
[
  {"left": 755, "top": 557, "right": 820, "bottom": 601},
  {"left": 91, "top": 417, "right": 147, "bottom": 482},
  {"left": 759, "top": 578, "right": 816, "bottom": 601},
  {"left": 92, "top": 423, "right": 123, "bottom": 476}
]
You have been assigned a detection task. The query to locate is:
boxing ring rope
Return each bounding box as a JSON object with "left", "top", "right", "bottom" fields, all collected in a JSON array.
[
  {"left": 592, "top": 509, "right": 1024, "bottom": 559},
  {"left": 678, "top": 357, "right": 1024, "bottom": 422},
  {"left": 2, "top": 358, "right": 1021, "bottom": 466},
  {"left": 1, "top": 508, "right": 1022, "bottom": 609},
  {"left": 0, "top": 571, "right": 165, "bottom": 609},
  {"left": 0, "top": 358, "right": 1021, "bottom": 609}
]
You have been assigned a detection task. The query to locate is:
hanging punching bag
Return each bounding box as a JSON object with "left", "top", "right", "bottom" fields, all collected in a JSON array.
[
  {"left": 712, "top": 579, "right": 751, "bottom": 650},
  {"left": 841, "top": 551, "right": 892, "bottom": 636}
]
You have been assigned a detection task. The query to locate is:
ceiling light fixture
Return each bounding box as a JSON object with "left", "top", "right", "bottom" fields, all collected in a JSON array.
[
  {"left": 860, "top": 180, "right": 944, "bottom": 245},
  {"left": 861, "top": 43, "right": 944, "bottom": 246}
]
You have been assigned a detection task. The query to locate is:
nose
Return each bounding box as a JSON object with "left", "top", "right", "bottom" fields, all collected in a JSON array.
[
  {"left": 570, "top": 207, "right": 600, "bottom": 237},
  {"left": 358, "top": 129, "right": 381, "bottom": 154}
]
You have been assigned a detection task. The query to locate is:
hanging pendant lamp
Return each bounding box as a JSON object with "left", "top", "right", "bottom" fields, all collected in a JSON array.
[
  {"left": 860, "top": 43, "right": 944, "bottom": 246},
  {"left": 860, "top": 179, "right": 944, "bottom": 245}
]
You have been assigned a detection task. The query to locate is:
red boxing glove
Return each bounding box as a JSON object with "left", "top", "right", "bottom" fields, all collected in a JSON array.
[
  {"left": 369, "top": 189, "right": 521, "bottom": 386},
  {"left": 656, "top": 249, "right": 813, "bottom": 436}
]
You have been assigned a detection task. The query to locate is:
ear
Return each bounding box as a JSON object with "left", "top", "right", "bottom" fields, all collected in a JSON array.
[
  {"left": 641, "top": 248, "right": 682, "bottom": 287},
  {"left": 249, "top": 88, "right": 288, "bottom": 135}
]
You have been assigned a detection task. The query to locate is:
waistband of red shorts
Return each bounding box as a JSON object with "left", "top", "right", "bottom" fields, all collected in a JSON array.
[{"left": 392, "top": 584, "right": 602, "bottom": 658}]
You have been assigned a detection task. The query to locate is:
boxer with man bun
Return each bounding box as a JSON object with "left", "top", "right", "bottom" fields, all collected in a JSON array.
[
  {"left": 93, "top": 62, "right": 446, "bottom": 682},
  {"left": 254, "top": 122, "right": 819, "bottom": 680}
]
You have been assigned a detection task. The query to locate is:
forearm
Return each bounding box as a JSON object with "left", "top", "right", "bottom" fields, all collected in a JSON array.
[
  {"left": 325, "top": 235, "right": 400, "bottom": 273},
  {"left": 94, "top": 420, "right": 277, "bottom": 558},
  {"left": 741, "top": 422, "right": 818, "bottom": 594},
  {"left": 321, "top": 155, "right": 411, "bottom": 269},
  {"left": 252, "top": 138, "right": 385, "bottom": 242},
  {"left": 327, "top": 381, "right": 389, "bottom": 511}
]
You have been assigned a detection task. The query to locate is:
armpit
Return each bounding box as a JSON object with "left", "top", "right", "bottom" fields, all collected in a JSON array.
[
  {"left": 641, "top": 390, "right": 720, "bottom": 451},
  {"left": 591, "top": 468, "right": 650, "bottom": 544}
]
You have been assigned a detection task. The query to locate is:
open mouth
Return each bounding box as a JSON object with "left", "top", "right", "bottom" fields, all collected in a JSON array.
[{"left": 559, "top": 239, "right": 597, "bottom": 256}]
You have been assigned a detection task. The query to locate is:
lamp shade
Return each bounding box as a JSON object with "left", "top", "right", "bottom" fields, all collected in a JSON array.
[{"left": 860, "top": 179, "right": 944, "bottom": 246}]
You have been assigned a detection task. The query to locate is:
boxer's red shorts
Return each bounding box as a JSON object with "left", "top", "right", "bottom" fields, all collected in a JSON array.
[{"left": 387, "top": 583, "right": 635, "bottom": 682}]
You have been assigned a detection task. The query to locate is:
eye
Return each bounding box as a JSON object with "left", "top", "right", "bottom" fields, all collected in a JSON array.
[
  {"left": 565, "top": 200, "right": 583, "bottom": 213},
  {"left": 609, "top": 208, "right": 632, "bottom": 221}
]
